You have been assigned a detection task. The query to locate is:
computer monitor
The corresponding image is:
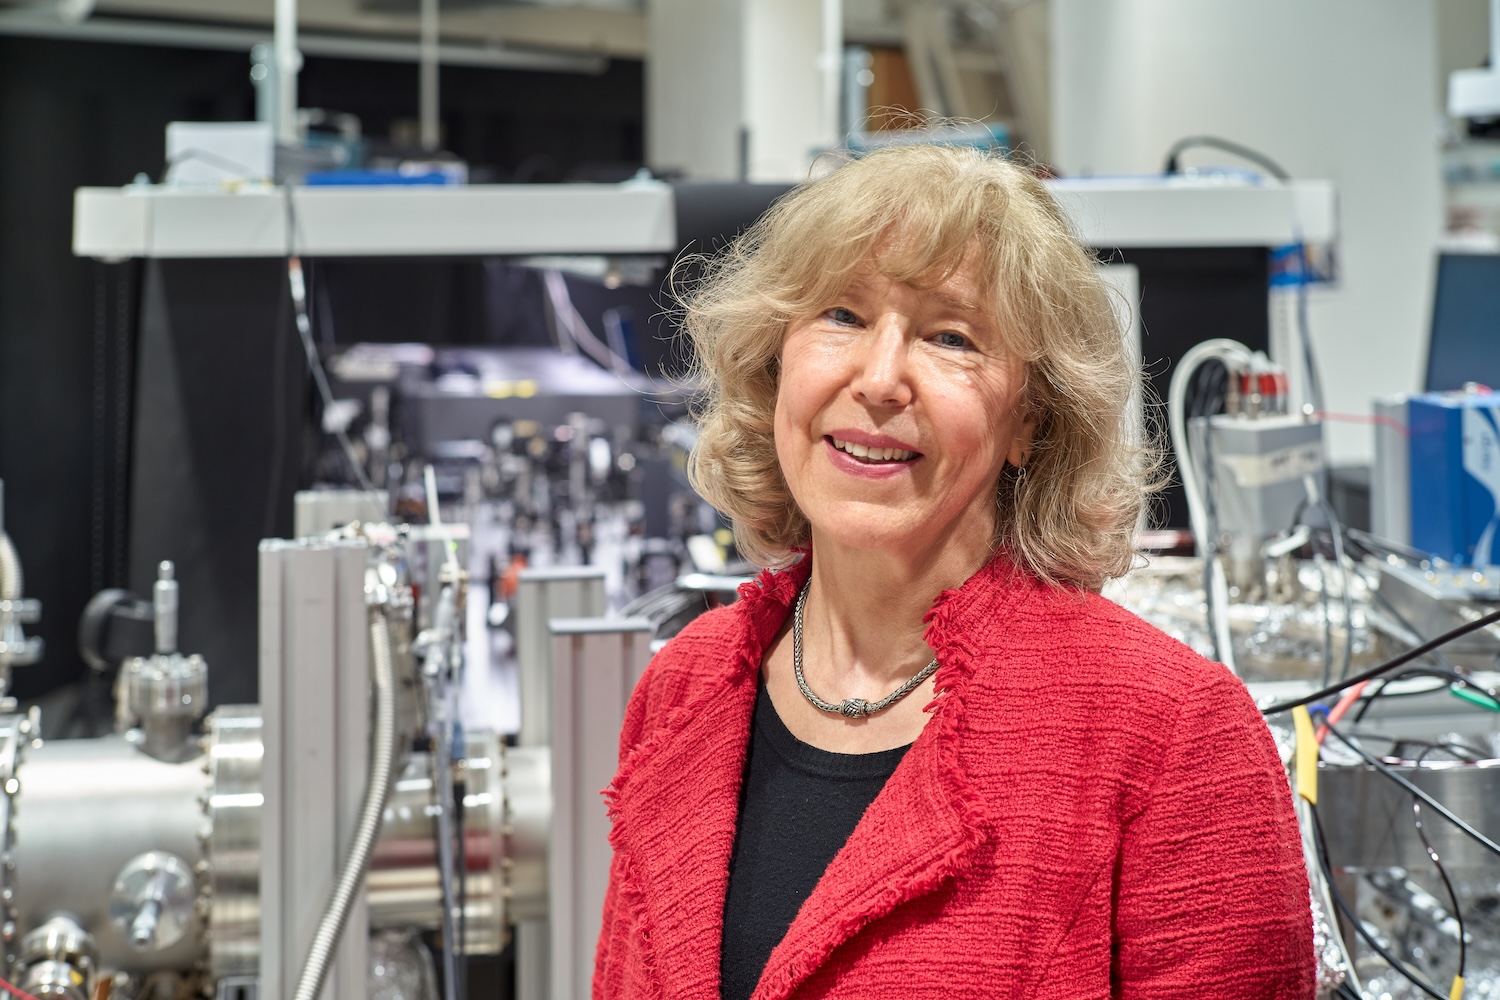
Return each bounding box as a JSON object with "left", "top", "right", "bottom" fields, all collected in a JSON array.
[{"left": 1427, "top": 252, "right": 1500, "bottom": 392}]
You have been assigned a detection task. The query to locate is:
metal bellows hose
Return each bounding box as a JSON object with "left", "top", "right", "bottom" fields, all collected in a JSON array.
[{"left": 291, "top": 607, "right": 398, "bottom": 1000}]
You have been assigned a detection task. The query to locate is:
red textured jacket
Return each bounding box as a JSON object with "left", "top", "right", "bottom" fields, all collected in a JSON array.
[{"left": 595, "top": 556, "right": 1314, "bottom": 1000}]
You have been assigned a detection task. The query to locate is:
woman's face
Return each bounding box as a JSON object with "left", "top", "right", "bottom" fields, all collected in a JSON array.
[{"left": 774, "top": 257, "right": 1037, "bottom": 563}]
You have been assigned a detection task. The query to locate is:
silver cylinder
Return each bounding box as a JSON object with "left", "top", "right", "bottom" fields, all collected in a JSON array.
[
  {"left": 1319, "top": 759, "right": 1500, "bottom": 871},
  {"left": 369, "top": 734, "right": 549, "bottom": 952},
  {"left": 10, "top": 735, "right": 208, "bottom": 974},
  {"left": 205, "top": 706, "right": 262, "bottom": 981}
]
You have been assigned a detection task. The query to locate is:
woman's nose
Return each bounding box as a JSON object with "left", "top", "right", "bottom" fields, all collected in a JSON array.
[{"left": 850, "top": 316, "right": 913, "bottom": 408}]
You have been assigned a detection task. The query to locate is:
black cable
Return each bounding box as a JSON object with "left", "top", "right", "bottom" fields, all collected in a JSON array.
[
  {"left": 1307, "top": 802, "right": 1449, "bottom": 1000},
  {"left": 1340, "top": 728, "right": 1489, "bottom": 762},
  {"left": 1343, "top": 528, "right": 1471, "bottom": 724},
  {"left": 1289, "top": 498, "right": 1353, "bottom": 685},
  {"left": 1351, "top": 679, "right": 1451, "bottom": 715},
  {"left": 1344, "top": 527, "right": 1433, "bottom": 567},
  {"left": 1352, "top": 666, "right": 1499, "bottom": 725},
  {"left": 1158, "top": 134, "right": 1328, "bottom": 421},
  {"left": 453, "top": 728, "right": 468, "bottom": 1000},
  {"left": 280, "top": 189, "right": 375, "bottom": 492},
  {"left": 1322, "top": 723, "right": 1500, "bottom": 861},
  {"left": 1365, "top": 584, "right": 1463, "bottom": 677},
  {"left": 1177, "top": 362, "right": 1231, "bottom": 664},
  {"left": 1320, "top": 507, "right": 1353, "bottom": 683},
  {"left": 1313, "top": 530, "right": 1334, "bottom": 689},
  {"left": 1293, "top": 240, "right": 1326, "bottom": 416},
  {"left": 1334, "top": 981, "right": 1363, "bottom": 1000},
  {"left": 1197, "top": 420, "right": 1227, "bottom": 664},
  {"left": 1259, "top": 606, "right": 1500, "bottom": 714},
  {"left": 1162, "top": 135, "right": 1292, "bottom": 181},
  {"left": 1411, "top": 751, "right": 1468, "bottom": 983}
]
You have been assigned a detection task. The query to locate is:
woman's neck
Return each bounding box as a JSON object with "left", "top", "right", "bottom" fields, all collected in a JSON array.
[{"left": 800, "top": 529, "right": 990, "bottom": 693}]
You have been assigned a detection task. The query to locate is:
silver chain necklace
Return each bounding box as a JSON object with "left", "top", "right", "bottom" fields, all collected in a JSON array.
[{"left": 792, "top": 579, "right": 940, "bottom": 719}]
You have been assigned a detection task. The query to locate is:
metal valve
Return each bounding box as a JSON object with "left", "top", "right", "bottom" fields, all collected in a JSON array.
[{"left": 120, "top": 561, "right": 208, "bottom": 761}]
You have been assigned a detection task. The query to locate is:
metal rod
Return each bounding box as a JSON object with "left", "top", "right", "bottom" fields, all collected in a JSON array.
[
  {"left": 273, "top": 0, "right": 300, "bottom": 146},
  {"left": 420, "top": 0, "right": 440, "bottom": 151}
]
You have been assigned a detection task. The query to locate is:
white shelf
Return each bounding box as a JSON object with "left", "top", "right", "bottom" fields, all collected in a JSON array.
[
  {"left": 71, "top": 176, "right": 1336, "bottom": 261},
  {"left": 72, "top": 182, "right": 678, "bottom": 260},
  {"left": 1049, "top": 177, "right": 1337, "bottom": 249}
]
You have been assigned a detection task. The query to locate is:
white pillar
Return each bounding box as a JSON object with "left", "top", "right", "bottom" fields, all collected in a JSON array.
[
  {"left": 647, "top": 0, "right": 841, "bottom": 182},
  {"left": 272, "top": 0, "right": 301, "bottom": 146}
]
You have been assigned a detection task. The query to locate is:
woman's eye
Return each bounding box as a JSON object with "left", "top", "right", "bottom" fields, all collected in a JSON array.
[
  {"left": 933, "top": 331, "right": 971, "bottom": 349},
  {"left": 825, "top": 307, "right": 859, "bottom": 325}
]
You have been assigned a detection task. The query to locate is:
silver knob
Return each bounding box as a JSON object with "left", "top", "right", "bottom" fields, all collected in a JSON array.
[
  {"left": 154, "top": 561, "right": 178, "bottom": 656},
  {"left": 110, "top": 852, "right": 195, "bottom": 952}
]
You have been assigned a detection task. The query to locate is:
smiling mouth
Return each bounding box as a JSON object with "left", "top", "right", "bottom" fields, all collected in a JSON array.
[{"left": 827, "top": 436, "right": 920, "bottom": 463}]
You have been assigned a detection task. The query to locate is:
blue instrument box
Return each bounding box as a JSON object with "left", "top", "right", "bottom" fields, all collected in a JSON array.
[{"left": 1409, "top": 391, "right": 1500, "bottom": 566}]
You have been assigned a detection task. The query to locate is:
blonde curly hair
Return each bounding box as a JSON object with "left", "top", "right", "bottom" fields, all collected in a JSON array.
[{"left": 679, "top": 144, "right": 1158, "bottom": 590}]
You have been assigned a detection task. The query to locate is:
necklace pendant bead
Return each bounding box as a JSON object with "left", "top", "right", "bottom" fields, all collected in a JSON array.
[{"left": 792, "top": 580, "right": 938, "bottom": 720}]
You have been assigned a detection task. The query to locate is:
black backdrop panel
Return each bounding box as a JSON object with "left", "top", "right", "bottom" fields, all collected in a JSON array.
[
  {"left": 1111, "top": 246, "right": 1272, "bottom": 529},
  {"left": 0, "top": 37, "right": 256, "bottom": 701},
  {"left": 130, "top": 259, "right": 305, "bottom": 708}
]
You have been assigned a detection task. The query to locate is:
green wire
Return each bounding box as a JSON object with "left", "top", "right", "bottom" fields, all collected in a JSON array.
[{"left": 1449, "top": 684, "right": 1500, "bottom": 712}]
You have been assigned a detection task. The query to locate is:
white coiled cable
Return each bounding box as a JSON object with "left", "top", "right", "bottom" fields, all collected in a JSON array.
[
  {"left": 291, "top": 606, "right": 398, "bottom": 1000},
  {"left": 1167, "top": 338, "right": 1257, "bottom": 675}
]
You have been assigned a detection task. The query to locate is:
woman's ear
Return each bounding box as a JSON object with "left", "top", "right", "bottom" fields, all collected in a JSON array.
[{"left": 1006, "top": 409, "right": 1040, "bottom": 468}]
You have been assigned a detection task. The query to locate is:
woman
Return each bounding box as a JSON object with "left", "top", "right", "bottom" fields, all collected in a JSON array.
[{"left": 595, "top": 144, "right": 1312, "bottom": 1000}]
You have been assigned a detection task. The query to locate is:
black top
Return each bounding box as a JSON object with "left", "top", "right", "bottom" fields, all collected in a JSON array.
[{"left": 719, "top": 682, "right": 912, "bottom": 1000}]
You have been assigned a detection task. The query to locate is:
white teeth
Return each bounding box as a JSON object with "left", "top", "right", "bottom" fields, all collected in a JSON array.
[{"left": 831, "top": 438, "right": 916, "bottom": 462}]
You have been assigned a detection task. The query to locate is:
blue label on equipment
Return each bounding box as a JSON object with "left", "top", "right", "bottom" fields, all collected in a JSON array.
[{"left": 1410, "top": 393, "right": 1500, "bottom": 566}]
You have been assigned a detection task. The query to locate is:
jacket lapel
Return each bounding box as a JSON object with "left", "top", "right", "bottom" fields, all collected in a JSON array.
[
  {"left": 749, "top": 558, "right": 1021, "bottom": 1000},
  {"left": 607, "top": 555, "right": 1019, "bottom": 1000},
  {"left": 749, "top": 695, "right": 989, "bottom": 1000}
]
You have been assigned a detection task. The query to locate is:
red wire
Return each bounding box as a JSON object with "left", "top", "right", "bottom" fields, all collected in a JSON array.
[
  {"left": 1315, "top": 680, "right": 1368, "bottom": 745},
  {"left": 0, "top": 973, "right": 44, "bottom": 1000},
  {"left": 1312, "top": 411, "right": 1409, "bottom": 437}
]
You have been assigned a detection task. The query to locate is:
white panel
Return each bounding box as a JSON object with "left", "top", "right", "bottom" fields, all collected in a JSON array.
[
  {"left": 72, "top": 184, "right": 678, "bottom": 259},
  {"left": 646, "top": 0, "right": 745, "bottom": 180},
  {"left": 289, "top": 185, "right": 677, "bottom": 256},
  {"left": 259, "top": 538, "right": 371, "bottom": 1000},
  {"left": 515, "top": 567, "right": 608, "bottom": 747},
  {"left": 743, "top": 0, "right": 839, "bottom": 182},
  {"left": 332, "top": 543, "right": 370, "bottom": 1000},
  {"left": 256, "top": 543, "right": 286, "bottom": 1000},
  {"left": 1049, "top": 179, "right": 1336, "bottom": 248},
  {"left": 647, "top": 0, "right": 840, "bottom": 182},
  {"left": 1051, "top": 0, "right": 1443, "bottom": 463},
  {"left": 283, "top": 546, "right": 340, "bottom": 999},
  {"left": 548, "top": 618, "right": 653, "bottom": 1000}
]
